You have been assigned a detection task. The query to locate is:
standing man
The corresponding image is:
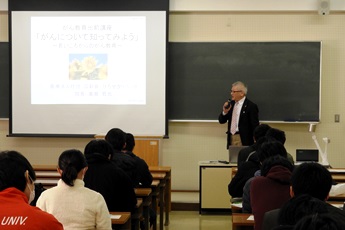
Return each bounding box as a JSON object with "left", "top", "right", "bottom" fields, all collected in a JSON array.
[{"left": 218, "top": 81, "right": 259, "bottom": 147}]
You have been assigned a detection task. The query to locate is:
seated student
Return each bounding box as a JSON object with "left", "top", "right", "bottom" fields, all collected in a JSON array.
[
  {"left": 0, "top": 150, "right": 63, "bottom": 230},
  {"left": 293, "top": 213, "right": 345, "bottom": 230},
  {"left": 265, "top": 128, "right": 294, "bottom": 164},
  {"left": 228, "top": 136, "right": 269, "bottom": 198},
  {"left": 237, "top": 124, "right": 271, "bottom": 168},
  {"left": 270, "top": 194, "right": 329, "bottom": 230},
  {"left": 123, "top": 133, "right": 156, "bottom": 229},
  {"left": 105, "top": 128, "right": 139, "bottom": 187},
  {"left": 123, "top": 133, "right": 153, "bottom": 187},
  {"left": 250, "top": 155, "right": 294, "bottom": 230},
  {"left": 83, "top": 139, "right": 137, "bottom": 213},
  {"left": 263, "top": 162, "right": 345, "bottom": 230},
  {"left": 36, "top": 149, "right": 111, "bottom": 230},
  {"left": 242, "top": 140, "right": 288, "bottom": 213}
]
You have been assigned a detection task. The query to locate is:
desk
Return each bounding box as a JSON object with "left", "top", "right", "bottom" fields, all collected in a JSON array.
[
  {"left": 33, "top": 165, "right": 60, "bottom": 188},
  {"left": 232, "top": 213, "right": 254, "bottom": 230},
  {"left": 329, "top": 169, "right": 345, "bottom": 183},
  {"left": 151, "top": 173, "right": 166, "bottom": 230},
  {"left": 328, "top": 201, "right": 344, "bottom": 209},
  {"left": 149, "top": 166, "right": 171, "bottom": 226},
  {"left": 199, "top": 162, "right": 236, "bottom": 213},
  {"left": 135, "top": 188, "right": 152, "bottom": 230},
  {"left": 150, "top": 180, "right": 160, "bottom": 230},
  {"left": 110, "top": 212, "right": 131, "bottom": 230},
  {"left": 131, "top": 198, "right": 143, "bottom": 230},
  {"left": 231, "top": 202, "right": 243, "bottom": 213},
  {"left": 328, "top": 194, "right": 345, "bottom": 201}
]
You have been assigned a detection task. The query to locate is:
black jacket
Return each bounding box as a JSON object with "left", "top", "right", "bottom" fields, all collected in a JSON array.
[
  {"left": 228, "top": 152, "right": 260, "bottom": 197},
  {"left": 123, "top": 151, "right": 153, "bottom": 188},
  {"left": 111, "top": 150, "right": 138, "bottom": 187},
  {"left": 84, "top": 153, "right": 137, "bottom": 212},
  {"left": 218, "top": 98, "right": 259, "bottom": 148}
]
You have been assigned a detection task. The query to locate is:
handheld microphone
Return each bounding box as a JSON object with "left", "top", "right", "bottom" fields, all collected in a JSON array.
[{"left": 225, "top": 99, "right": 232, "bottom": 109}]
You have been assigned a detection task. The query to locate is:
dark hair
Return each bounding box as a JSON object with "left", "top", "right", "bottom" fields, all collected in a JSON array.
[
  {"left": 253, "top": 124, "right": 271, "bottom": 142},
  {"left": 293, "top": 213, "right": 345, "bottom": 230},
  {"left": 0, "top": 150, "right": 36, "bottom": 192},
  {"left": 257, "top": 140, "right": 288, "bottom": 163},
  {"left": 84, "top": 139, "right": 113, "bottom": 159},
  {"left": 261, "top": 155, "right": 294, "bottom": 177},
  {"left": 278, "top": 194, "right": 328, "bottom": 226},
  {"left": 105, "top": 128, "right": 126, "bottom": 151},
  {"left": 124, "top": 133, "right": 135, "bottom": 152},
  {"left": 266, "top": 128, "right": 286, "bottom": 145},
  {"left": 58, "top": 149, "right": 87, "bottom": 187},
  {"left": 291, "top": 163, "right": 332, "bottom": 200}
]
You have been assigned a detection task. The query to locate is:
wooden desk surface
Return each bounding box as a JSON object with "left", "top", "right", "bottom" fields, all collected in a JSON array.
[
  {"left": 328, "top": 201, "right": 344, "bottom": 209},
  {"left": 151, "top": 180, "right": 160, "bottom": 187},
  {"left": 33, "top": 165, "right": 57, "bottom": 171},
  {"left": 329, "top": 194, "right": 345, "bottom": 201},
  {"left": 151, "top": 172, "right": 166, "bottom": 180},
  {"left": 34, "top": 165, "right": 171, "bottom": 174},
  {"left": 232, "top": 213, "right": 255, "bottom": 226},
  {"left": 135, "top": 188, "right": 152, "bottom": 197},
  {"left": 149, "top": 166, "right": 171, "bottom": 173},
  {"left": 110, "top": 212, "right": 131, "bottom": 225}
]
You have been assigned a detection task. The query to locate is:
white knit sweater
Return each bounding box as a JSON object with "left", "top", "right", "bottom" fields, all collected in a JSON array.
[{"left": 37, "top": 179, "right": 111, "bottom": 230}]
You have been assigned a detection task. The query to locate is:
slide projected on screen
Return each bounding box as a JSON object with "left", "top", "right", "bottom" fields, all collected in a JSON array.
[
  {"left": 11, "top": 10, "right": 166, "bottom": 136},
  {"left": 31, "top": 16, "right": 146, "bottom": 105}
]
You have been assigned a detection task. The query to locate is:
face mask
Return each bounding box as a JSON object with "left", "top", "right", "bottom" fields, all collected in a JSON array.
[
  {"left": 27, "top": 183, "right": 35, "bottom": 204},
  {"left": 27, "top": 177, "right": 35, "bottom": 204}
]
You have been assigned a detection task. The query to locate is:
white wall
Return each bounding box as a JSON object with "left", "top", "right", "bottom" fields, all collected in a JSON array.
[{"left": 170, "top": 0, "right": 345, "bottom": 11}]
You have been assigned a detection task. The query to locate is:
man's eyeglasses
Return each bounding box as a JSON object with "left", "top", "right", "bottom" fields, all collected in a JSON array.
[{"left": 230, "top": 90, "right": 242, "bottom": 93}]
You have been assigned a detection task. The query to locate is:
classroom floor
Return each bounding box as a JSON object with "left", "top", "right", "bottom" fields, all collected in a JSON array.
[
  {"left": 161, "top": 211, "right": 232, "bottom": 230},
  {"left": 161, "top": 192, "right": 232, "bottom": 230}
]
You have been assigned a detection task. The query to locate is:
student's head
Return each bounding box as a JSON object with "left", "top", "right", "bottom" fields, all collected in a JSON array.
[
  {"left": 58, "top": 149, "right": 88, "bottom": 187},
  {"left": 253, "top": 124, "right": 271, "bottom": 142},
  {"left": 278, "top": 194, "right": 328, "bottom": 226},
  {"left": 266, "top": 128, "right": 286, "bottom": 145},
  {"left": 260, "top": 155, "right": 294, "bottom": 177},
  {"left": 293, "top": 213, "right": 345, "bottom": 230},
  {"left": 105, "top": 128, "right": 126, "bottom": 151},
  {"left": 0, "top": 150, "right": 36, "bottom": 202},
  {"left": 84, "top": 139, "right": 113, "bottom": 159},
  {"left": 257, "top": 140, "right": 288, "bottom": 163},
  {"left": 124, "top": 133, "right": 135, "bottom": 152},
  {"left": 290, "top": 162, "right": 332, "bottom": 201}
]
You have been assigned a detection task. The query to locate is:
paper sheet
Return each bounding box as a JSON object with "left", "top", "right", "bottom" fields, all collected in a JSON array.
[
  {"left": 110, "top": 215, "right": 121, "bottom": 219},
  {"left": 247, "top": 215, "right": 254, "bottom": 221}
]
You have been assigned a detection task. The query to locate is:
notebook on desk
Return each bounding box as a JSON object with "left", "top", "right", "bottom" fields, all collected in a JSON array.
[
  {"left": 295, "top": 149, "right": 319, "bottom": 164},
  {"left": 228, "top": 146, "right": 247, "bottom": 164}
]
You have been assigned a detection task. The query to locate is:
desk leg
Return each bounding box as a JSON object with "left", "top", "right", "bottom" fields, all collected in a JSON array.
[
  {"left": 159, "top": 184, "right": 165, "bottom": 230},
  {"left": 151, "top": 192, "right": 157, "bottom": 230},
  {"left": 164, "top": 177, "right": 170, "bottom": 226},
  {"left": 143, "top": 205, "right": 150, "bottom": 230}
]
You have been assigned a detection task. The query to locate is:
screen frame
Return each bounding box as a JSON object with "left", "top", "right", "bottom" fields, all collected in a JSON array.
[{"left": 8, "top": 0, "right": 170, "bottom": 137}]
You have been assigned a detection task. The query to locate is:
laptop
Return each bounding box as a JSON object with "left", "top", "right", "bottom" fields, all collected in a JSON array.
[
  {"left": 228, "top": 146, "right": 248, "bottom": 164},
  {"left": 296, "top": 149, "right": 319, "bottom": 163}
]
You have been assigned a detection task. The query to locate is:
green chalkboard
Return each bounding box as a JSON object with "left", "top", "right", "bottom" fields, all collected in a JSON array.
[
  {"left": 167, "top": 42, "right": 321, "bottom": 122},
  {"left": 0, "top": 42, "right": 9, "bottom": 118}
]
